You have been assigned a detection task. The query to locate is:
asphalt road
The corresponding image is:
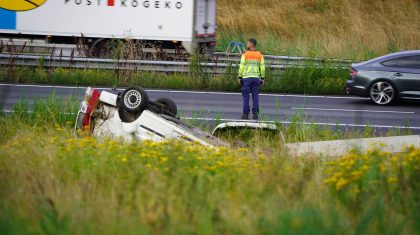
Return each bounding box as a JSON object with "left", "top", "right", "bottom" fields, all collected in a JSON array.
[{"left": 1, "top": 83, "right": 419, "bottom": 133}]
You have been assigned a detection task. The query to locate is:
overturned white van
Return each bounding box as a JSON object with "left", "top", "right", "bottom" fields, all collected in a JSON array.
[
  {"left": 75, "top": 87, "right": 229, "bottom": 147},
  {"left": 75, "top": 87, "right": 278, "bottom": 147}
]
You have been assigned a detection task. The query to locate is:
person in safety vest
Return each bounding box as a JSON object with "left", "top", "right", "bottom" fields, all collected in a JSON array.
[{"left": 238, "top": 39, "right": 266, "bottom": 120}]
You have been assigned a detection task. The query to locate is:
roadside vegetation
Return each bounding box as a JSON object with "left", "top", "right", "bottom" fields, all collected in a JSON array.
[
  {"left": 0, "top": 63, "right": 349, "bottom": 95},
  {"left": 217, "top": 0, "right": 420, "bottom": 60},
  {"left": 0, "top": 100, "right": 419, "bottom": 234}
]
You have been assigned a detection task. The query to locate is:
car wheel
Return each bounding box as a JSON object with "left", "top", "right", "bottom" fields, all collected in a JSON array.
[
  {"left": 369, "top": 81, "right": 396, "bottom": 105},
  {"left": 155, "top": 97, "right": 178, "bottom": 116},
  {"left": 119, "top": 87, "right": 149, "bottom": 113}
]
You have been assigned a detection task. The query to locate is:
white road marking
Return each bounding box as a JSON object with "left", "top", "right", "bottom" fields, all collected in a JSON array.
[
  {"left": 147, "top": 89, "right": 368, "bottom": 100},
  {"left": 0, "top": 83, "right": 367, "bottom": 100},
  {"left": 292, "top": 107, "right": 415, "bottom": 114},
  {"left": 183, "top": 117, "right": 420, "bottom": 130},
  {"left": 2, "top": 109, "right": 419, "bottom": 130},
  {"left": 2, "top": 109, "right": 76, "bottom": 115}
]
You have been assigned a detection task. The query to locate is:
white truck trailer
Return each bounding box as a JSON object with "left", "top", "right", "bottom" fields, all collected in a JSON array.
[{"left": 0, "top": 0, "right": 216, "bottom": 56}]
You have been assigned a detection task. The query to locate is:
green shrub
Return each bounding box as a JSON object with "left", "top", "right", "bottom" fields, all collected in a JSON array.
[{"left": 1, "top": 64, "right": 349, "bottom": 95}]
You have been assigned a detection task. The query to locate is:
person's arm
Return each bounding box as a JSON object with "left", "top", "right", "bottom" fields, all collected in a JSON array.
[
  {"left": 239, "top": 54, "right": 246, "bottom": 79},
  {"left": 260, "top": 56, "right": 266, "bottom": 79}
]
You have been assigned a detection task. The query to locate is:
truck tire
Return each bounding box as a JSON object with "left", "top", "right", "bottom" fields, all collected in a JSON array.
[
  {"left": 155, "top": 97, "right": 177, "bottom": 116},
  {"left": 90, "top": 38, "right": 109, "bottom": 58},
  {"left": 119, "top": 87, "right": 149, "bottom": 114}
]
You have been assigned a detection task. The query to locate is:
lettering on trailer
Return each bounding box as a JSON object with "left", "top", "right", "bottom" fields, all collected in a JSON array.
[{"left": 63, "top": 0, "right": 184, "bottom": 9}]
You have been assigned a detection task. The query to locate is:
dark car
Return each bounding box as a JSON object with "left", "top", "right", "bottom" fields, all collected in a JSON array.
[{"left": 345, "top": 50, "right": 420, "bottom": 105}]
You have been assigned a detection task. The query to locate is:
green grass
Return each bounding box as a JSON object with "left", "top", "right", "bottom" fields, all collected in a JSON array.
[
  {"left": 217, "top": 0, "right": 419, "bottom": 60},
  {"left": 216, "top": 30, "right": 401, "bottom": 61},
  {"left": 0, "top": 99, "right": 419, "bottom": 235},
  {"left": 217, "top": 31, "right": 331, "bottom": 58},
  {"left": 1, "top": 63, "right": 349, "bottom": 95}
]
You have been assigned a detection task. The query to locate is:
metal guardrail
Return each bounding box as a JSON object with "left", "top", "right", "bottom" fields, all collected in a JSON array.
[
  {"left": 0, "top": 53, "right": 351, "bottom": 75},
  {"left": 0, "top": 39, "right": 355, "bottom": 67},
  {"left": 0, "top": 54, "right": 243, "bottom": 74},
  {"left": 213, "top": 52, "right": 353, "bottom": 68}
]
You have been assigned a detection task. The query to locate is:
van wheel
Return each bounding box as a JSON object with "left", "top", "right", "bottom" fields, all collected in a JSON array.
[
  {"left": 155, "top": 97, "right": 178, "bottom": 116},
  {"left": 119, "top": 87, "right": 149, "bottom": 113}
]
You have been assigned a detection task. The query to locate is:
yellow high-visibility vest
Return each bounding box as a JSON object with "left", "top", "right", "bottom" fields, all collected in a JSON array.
[{"left": 239, "top": 51, "right": 266, "bottom": 79}]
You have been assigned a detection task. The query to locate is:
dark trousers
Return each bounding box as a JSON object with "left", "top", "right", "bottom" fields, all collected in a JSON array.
[{"left": 241, "top": 78, "right": 260, "bottom": 114}]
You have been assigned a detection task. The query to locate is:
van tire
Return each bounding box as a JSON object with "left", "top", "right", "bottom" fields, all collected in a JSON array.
[
  {"left": 155, "top": 97, "right": 178, "bottom": 116},
  {"left": 119, "top": 87, "right": 149, "bottom": 114}
]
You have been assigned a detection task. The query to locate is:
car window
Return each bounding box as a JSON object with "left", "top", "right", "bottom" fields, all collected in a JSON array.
[{"left": 382, "top": 56, "right": 420, "bottom": 69}]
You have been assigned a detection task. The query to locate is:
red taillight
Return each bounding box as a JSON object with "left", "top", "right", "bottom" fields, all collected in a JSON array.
[
  {"left": 82, "top": 88, "right": 101, "bottom": 131},
  {"left": 195, "top": 33, "right": 216, "bottom": 38},
  {"left": 351, "top": 69, "right": 358, "bottom": 77}
]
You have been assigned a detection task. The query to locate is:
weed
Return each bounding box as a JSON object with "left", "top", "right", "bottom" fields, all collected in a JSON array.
[
  {"left": 217, "top": 0, "right": 420, "bottom": 60},
  {"left": 0, "top": 100, "right": 419, "bottom": 234},
  {"left": 0, "top": 64, "right": 349, "bottom": 95}
]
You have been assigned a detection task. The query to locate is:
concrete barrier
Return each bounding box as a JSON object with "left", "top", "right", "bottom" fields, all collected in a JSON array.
[{"left": 286, "top": 135, "right": 420, "bottom": 157}]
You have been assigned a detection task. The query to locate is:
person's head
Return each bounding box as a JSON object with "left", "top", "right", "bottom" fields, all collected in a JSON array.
[{"left": 247, "top": 39, "right": 257, "bottom": 50}]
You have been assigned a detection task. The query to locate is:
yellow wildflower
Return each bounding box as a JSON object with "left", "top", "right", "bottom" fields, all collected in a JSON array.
[
  {"left": 387, "top": 177, "right": 397, "bottom": 184},
  {"left": 335, "top": 178, "right": 348, "bottom": 190}
]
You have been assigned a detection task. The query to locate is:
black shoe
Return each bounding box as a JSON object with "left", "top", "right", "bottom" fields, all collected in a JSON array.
[
  {"left": 241, "top": 114, "right": 249, "bottom": 120},
  {"left": 252, "top": 113, "right": 259, "bottom": 120}
]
